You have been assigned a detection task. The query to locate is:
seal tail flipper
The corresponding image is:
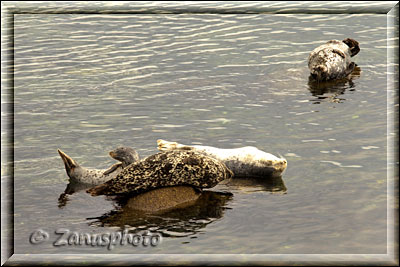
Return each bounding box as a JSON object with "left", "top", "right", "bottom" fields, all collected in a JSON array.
[
  {"left": 57, "top": 149, "right": 79, "bottom": 171},
  {"left": 342, "top": 38, "right": 360, "bottom": 57},
  {"left": 157, "top": 139, "right": 178, "bottom": 151},
  {"left": 87, "top": 183, "right": 108, "bottom": 196},
  {"left": 157, "top": 139, "right": 193, "bottom": 151}
]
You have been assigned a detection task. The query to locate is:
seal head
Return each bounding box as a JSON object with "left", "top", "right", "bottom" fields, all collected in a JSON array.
[{"left": 109, "top": 146, "right": 139, "bottom": 167}]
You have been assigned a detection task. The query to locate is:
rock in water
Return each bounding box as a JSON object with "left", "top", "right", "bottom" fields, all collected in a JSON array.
[{"left": 125, "top": 186, "right": 201, "bottom": 213}]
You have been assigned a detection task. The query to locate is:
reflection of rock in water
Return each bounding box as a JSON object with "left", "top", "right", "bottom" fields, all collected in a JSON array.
[
  {"left": 308, "top": 66, "right": 361, "bottom": 103},
  {"left": 226, "top": 175, "right": 287, "bottom": 194},
  {"left": 88, "top": 187, "right": 233, "bottom": 238}
]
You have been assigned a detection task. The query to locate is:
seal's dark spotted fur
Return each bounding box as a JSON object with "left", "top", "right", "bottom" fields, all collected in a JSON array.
[{"left": 87, "top": 150, "right": 233, "bottom": 196}]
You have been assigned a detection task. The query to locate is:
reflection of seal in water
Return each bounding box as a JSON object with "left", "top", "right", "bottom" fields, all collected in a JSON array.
[
  {"left": 308, "top": 38, "right": 360, "bottom": 81},
  {"left": 307, "top": 66, "right": 362, "bottom": 103},
  {"left": 157, "top": 139, "right": 287, "bottom": 177},
  {"left": 227, "top": 175, "right": 287, "bottom": 194},
  {"left": 57, "top": 147, "right": 139, "bottom": 185},
  {"left": 87, "top": 150, "right": 233, "bottom": 196}
]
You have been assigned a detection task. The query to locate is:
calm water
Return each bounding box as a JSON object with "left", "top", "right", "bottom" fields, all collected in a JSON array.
[{"left": 8, "top": 10, "right": 391, "bottom": 255}]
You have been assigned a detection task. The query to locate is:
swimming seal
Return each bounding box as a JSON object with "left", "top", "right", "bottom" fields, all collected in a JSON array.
[
  {"left": 87, "top": 150, "right": 233, "bottom": 196},
  {"left": 308, "top": 38, "right": 360, "bottom": 81},
  {"left": 157, "top": 139, "right": 287, "bottom": 177},
  {"left": 57, "top": 147, "right": 139, "bottom": 185}
]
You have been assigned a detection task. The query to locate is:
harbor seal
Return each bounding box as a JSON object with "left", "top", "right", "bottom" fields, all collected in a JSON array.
[
  {"left": 57, "top": 147, "right": 139, "bottom": 185},
  {"left": 157, "top": 139, "right": 287, "bottom": 177},
  {"left": 308, "top": 38, "right": 360, "bottom": 81},
  {"left": 87, "top": 150, "right": 233, "bottom": 196}
]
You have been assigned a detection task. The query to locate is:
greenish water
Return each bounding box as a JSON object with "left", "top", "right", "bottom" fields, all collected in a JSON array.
[{"left": 5, "top": 8, "right": 393, "bottom": 256}]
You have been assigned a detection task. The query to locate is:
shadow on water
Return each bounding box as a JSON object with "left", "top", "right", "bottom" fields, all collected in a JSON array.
[
  {"left": 87, "top": 189, "right": 233, "bottom": 238},
  {"left": 307, "top": 66, "right": 361, "bottom": 104}
]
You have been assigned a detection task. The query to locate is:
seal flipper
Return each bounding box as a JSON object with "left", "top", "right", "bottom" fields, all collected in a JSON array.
[
  {"left": 344, "top": 62, "right": 356, "bottom": 77},
  {"left": 332, "top": 49, "right": 346, "bottom": 59},
  {"left": 103, "top": 162, "right": 122, "bottom": 175},
  {"left": 157, "top": 139, "right": 194, "bottom": 151},
  {"left": 87, "top": 183, "right": 109, "bottom": 196},
  {"left": 342, "top": 38, "right": 360, "bottom": 57}
]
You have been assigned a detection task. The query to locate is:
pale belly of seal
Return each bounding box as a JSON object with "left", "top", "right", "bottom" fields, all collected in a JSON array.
[
  {"left": 87, "top": 150, "right": 233, "bottom": 196},
  {"left": 157, "top": 139, "right": 287, "bottom": 177}
]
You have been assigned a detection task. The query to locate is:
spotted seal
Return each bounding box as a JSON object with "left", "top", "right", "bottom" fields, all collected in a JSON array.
[
  {"left": 308, "top": 38, "right": 360, "bottom": 81},
  {"left": 57, "top": 147, "right": 139, "bottom": 185},
  {"left": 87, "top": 150, "right": 233, "bottom": 196},
  {"left": 157, "top": 139, "right": 287, "bottom": 177}
]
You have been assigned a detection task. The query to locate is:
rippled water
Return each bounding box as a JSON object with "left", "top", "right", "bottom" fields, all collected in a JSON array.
[{"left": 6, "top": 9, "right": 393, "bottom": 255}]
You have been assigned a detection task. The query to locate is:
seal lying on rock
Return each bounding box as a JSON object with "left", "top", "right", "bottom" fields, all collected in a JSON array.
[
  {"left": 87, "top": 150, "right": 233, "bottom": 196},
  {"left": 157, "top": 139, "right": 287, "bottom": 177},
  {"left": 57, "top": 147, "right": 139, "bottom": 185},
  {"left": 308, "top": 38, "right": 360, "bottom": 81}
]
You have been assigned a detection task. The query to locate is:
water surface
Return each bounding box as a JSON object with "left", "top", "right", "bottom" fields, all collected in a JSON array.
[{"left": 9, "top": 11, "right": 390, "bottom": 255}]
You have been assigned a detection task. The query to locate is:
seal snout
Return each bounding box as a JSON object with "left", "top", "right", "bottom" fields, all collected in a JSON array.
[
  {"left": 272, "top": 157, "right": 287, "bottom": 174},
  {"left": 280, "top": 159, "right": 288, "bottom": 170},
  {"left": 311, "top": 65, "right": 328, "bottom": 81}
]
